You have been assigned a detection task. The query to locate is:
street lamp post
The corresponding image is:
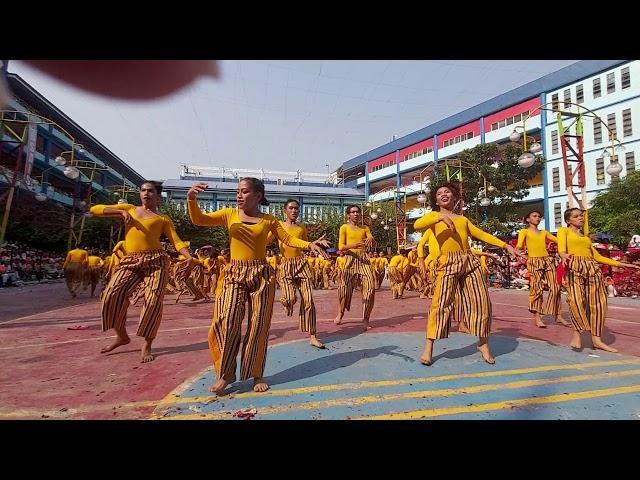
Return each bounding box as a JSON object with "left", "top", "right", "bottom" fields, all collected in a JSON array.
[
  {"left": 367, "top": 186, "right": 407, "bottom": 252},
  {"left": 511, "top": 100, "right": 622, "bottom": 234}
]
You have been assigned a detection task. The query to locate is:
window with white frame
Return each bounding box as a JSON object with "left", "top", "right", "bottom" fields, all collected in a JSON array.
[
  {"left": 593, "top": 118, "right": 603, "bottom": 144},
  {"left": 576, "top": 84, "right": 584, "bottom": 103},
  {"left": 442, "top": 131, "right": 474, "bottom": 148},
  {"left": 623, "top": 108, "right": 632, "bottom": 137},
  {"left": 551, "top": 130, "right": 559, "bottom": 154},
  {"left": 554, "top": 203, "right": 562, "bottom": 228},
  {"left": 403, "top": 147, "right": 433, "bottom": 161},
  {"left": 621, "top": 67, "right": 631, "bottom": 89},
  {"left": 593, "top": 78, "right": 601, "bottom": 98},
  {"left": 626, "top": 151, "right": 635, "bottom": 173},
  {"left": 607, "top": 72, "right": 616, "bottom": 94},
  {"left": 552, "top": 167, "right": 560, "bottom": 192},
  {"left": 489, "top": 111, "right": 528, "bottom": 132},
  {"left": 563, "top": 89, "right": 571, "bottom": 109},
  {"left": 607, "top": 113, "right": 617, "bottom": 140},
  {"left": 551, "top": 93, "right": 559, "bottom": 111},
  {"left": 596, "top": 157, "right": 605, "bottom": 185}
]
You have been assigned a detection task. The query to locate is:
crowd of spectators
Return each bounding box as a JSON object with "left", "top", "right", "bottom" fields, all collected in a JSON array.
[
  {"left": 0, "top": 241, "right": 68, "bottom": 287},
  {"left": 479, "top": 239, "right": 640, "bottom": 298}
]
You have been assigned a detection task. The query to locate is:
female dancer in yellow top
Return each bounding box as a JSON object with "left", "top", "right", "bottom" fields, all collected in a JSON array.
[
  {"left": 187, "top": 179, "right": 329, "bottom": 394},
  {"left": 90, "top": 181, "right": 193, "bottom": 363},
  {"left": 334, "top": 205, "right": 377, "bottom": 331},
  {"left": 517, "top": 210, "right": 571, "bottom": 328},
  {"left": 267, "top": 199, "right": 326, "bottom": 349},
  {"left": 559, "top": 208, "right": 639, "bottom": 352},
  {"left": 414, "top": 183, "right": 520, "bottom": 365}
]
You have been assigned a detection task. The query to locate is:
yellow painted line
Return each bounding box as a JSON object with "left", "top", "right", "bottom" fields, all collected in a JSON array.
[
  {"left": 149, "top": 337, "right": 312, "bottom": 418},
  {"left": 153, "top": 359, "right": 640, "bottom": 407},
  {"left": 156, "top": 368, "right": 640, "bottom": 420},
  {"left": 360, "top": 383, "right": 640, "bottom": 420}
]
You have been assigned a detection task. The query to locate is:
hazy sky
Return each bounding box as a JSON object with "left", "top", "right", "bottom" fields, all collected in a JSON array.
[{"left": 9, "top": 60, "right": 578, "bottom": 180}]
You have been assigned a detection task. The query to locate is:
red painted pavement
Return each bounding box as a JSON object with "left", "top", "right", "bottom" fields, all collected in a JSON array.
[{"left": 1, "top": 283, "right": 639, "bottom": 419}]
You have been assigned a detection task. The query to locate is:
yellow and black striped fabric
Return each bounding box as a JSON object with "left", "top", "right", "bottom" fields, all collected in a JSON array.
[
  {"left": 566, "top": 256, "right": 608, "bottom": 336},
  {"left": 277, "top": 256, "right": 317, "bottom": 334},
  {"left": 337, "top": 252, "right": 376, "bottom": 319},
  {"left": 209, "top": 259, "right": 276, "bottom": 382},
  {"left": 527, "top": 256, "right": 561, "bottom": 315},
  {"left": 427, "top": 251, "right": 491, "bottom": 339},
  {"left": 101, "top": 250, "right": 169, "bottom": 339}
]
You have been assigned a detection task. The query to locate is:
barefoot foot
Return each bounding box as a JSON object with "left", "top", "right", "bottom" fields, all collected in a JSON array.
[
  {"left": 420, "top": 340, "right": 434, "bottom": 366},
  {"left": 309, "top": 336, "right": 325, "bottom": 349},
  {"left": 478, "top": 342, "right": 495, "bottom": 365},
  {"left": 209, "top": 376, "right": 234, "bottom": 394},
  {"left": 100, "top": 336, "right": 130, "bottom": 353},
  {"left": 534, "top": 313, "right": 546, "bottom": 328},
  {"left": 253, "top": 377, "right": 269, "bottom": 393},
  {"left": 592, "top": 338, "right": 618, "bottom": 353},
  {"left": 141, "top": 343, "right": 155, "bottom": 363}
]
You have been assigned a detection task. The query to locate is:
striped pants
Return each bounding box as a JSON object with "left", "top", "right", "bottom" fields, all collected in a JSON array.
[
  {"left": 420, "top": 263, "right": 435, "bottom": 297},
  {"left": 64, "top": 262, "right": 84, "bottom": 294},
  {"left": 374, "top": 268, "right": 385, "bottom": 289},
  {"left": 389, "top": 267, "right": 405, "bottom": 299},
  {"left": 428, "top": 251, "right": 491, "bottom": 339},
  {"left": 277, "top": 256, "right": 317, "bottom": 334},
  {"left": 209, "top": 260, "right": 275, "bottom": 382},
  {"left": 83, "top": 266, "right": 102, "bottom": 294},
  {"left": 338, "top": 253, "right": 376, "bottom": 319},
  {"left": 101, "top": 250, "right": 169, "bottom": 339},
  {"left": 527, "top": 256, "right": 561, "bottom": 315},
  {"left": 566, "top": 256, "right": 608, "bottom": 336}
]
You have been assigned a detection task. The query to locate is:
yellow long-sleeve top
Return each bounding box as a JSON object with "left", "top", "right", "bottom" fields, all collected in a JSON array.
[
  {"left": 90, "top": 204, "right": 188, "bottom": 253},
  {"left": 557, "top": 227, "right": 622, "bottom": 267},
  {"left": 187, "top": 201, "right": 310, "bottom": 261},
  {"left": 516, "top": 229, "right": 557, "bottom": 257},
  {"left": 279, "top": 223, "right": 308, "bottom": 258},
  {"left": 335, "top": 256, "right": 347, "bottom": 270},
  {"left": 266, "top": 222, "right": 309, "bottom": 258},
  {"left": 377, "top": 257, "right": 389, "bottom": 270},
  {"left": 413, "top": 212, "right": 506, "bottom": 253},
  {"left": 87, "top": 256, "right": 103, "bottom": 267},
  {"left": 63, "top": 249, "right": 88, "bottom": 268},
  {"left": 389, "top": 255, "right": 407, "bottom": 270},
  {"left": 339, "top": 224, "right": 372, "bottom": 254}
]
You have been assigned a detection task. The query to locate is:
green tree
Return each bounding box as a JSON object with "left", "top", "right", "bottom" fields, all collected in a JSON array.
[
  {"left": 160, "top": 202, "right": 229, "bottom": 250},
  {"left": 303, "top": 206, "right": 343, "bottom": 249},
  {"left": 430, "top": 143, "right": 543, "bottom": 229},
  {"left": 366, "top": 201, "right": 396, "bottom": 252},
  {"left": 589, "top": 171, "right": 640, "bottom": 247}
]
